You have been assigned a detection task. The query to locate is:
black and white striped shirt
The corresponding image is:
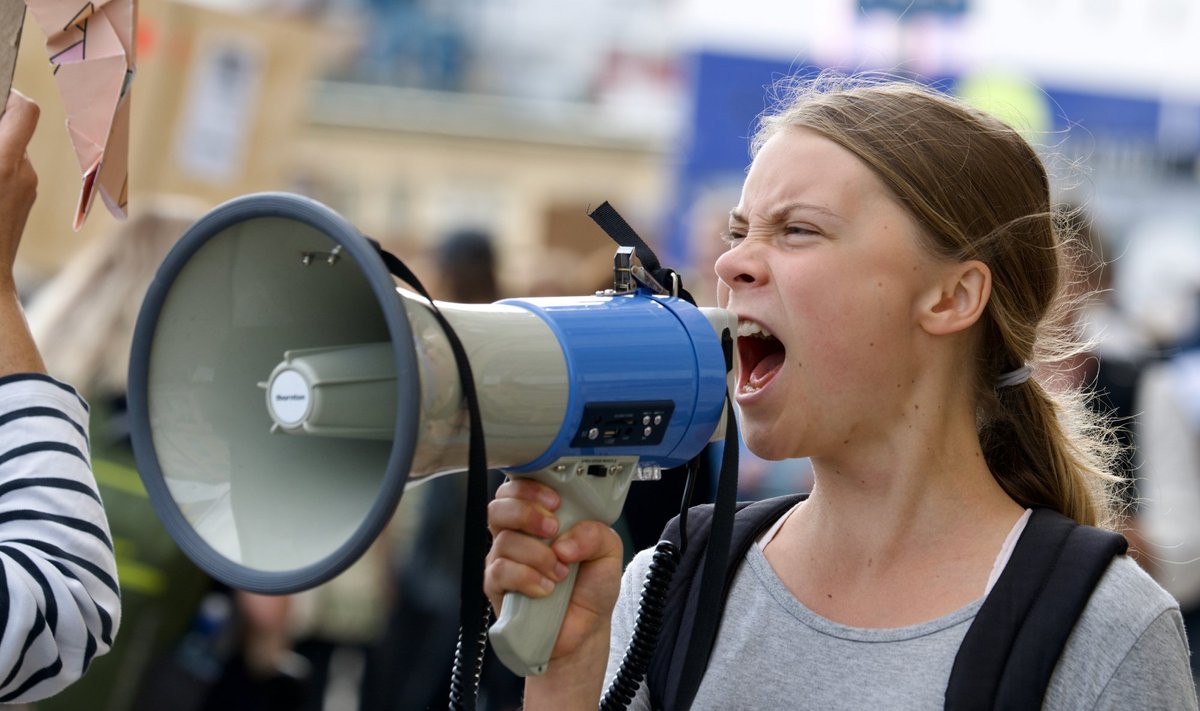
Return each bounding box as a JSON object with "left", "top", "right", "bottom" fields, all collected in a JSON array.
[{"left": 0, "top": 373, "right": 120, "bottom": 702}]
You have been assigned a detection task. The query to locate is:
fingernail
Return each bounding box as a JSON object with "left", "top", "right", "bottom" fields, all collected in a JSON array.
[
  {"left": 541, "top": 517, "right": 558, "bottom": 537},
  {"left": 539, "top": 577, "right": 555, "bottom": 594},
  {"left": 539, "top": 490, "right": 559, "bottom": 510},
  {"left": 554, "top": 562, "right": 569, "bottom": 580}
]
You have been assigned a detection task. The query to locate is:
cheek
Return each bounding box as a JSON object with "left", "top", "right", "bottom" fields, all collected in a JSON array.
[{"left": 783, "top": 273, "right": 911, "bottom": 378}]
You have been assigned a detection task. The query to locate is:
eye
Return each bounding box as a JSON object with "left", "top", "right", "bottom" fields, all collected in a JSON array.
[
  {"left": 720, "top": 230, "right": 745, "bottom": 247},
  {"left": 780, "top": 224, "right": 821, "bottom": 244}
]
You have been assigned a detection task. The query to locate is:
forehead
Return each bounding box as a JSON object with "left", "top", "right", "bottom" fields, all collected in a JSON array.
[{"left": 734, "top": 127, "right": 893, "bottom": 220}]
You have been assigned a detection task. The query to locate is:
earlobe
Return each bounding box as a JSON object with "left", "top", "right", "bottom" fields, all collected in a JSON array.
[{"left": 921, "top": 261, "right": 991, "bottom": 336}]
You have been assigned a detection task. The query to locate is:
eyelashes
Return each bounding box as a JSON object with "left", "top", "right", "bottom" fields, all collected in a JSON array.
[{"left": 719, "top": 226, "right": 818, "bottom": 248}]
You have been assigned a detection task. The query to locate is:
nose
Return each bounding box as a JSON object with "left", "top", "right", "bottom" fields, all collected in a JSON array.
[{"left": 714, "top": 242, "right": 766, "bottom": 292}]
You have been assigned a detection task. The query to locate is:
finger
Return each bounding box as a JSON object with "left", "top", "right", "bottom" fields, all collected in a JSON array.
[
  {"left": 494, "top": 477, "right": 560, "bottom": 511},
  {"left": 487, "top": 529, "right": 569, "bottom": 580},
  {"left": 550, "top": 520, "right": 623, "bottom": 566},
  {"left": 484, "top": 554, "right": 559, "bottom": 605},
  {"left": 487, "top": 495, "right": 559, "bottom": 541},
  {"left": 0, "top": 92, "right": 39, "bottom": 162}
]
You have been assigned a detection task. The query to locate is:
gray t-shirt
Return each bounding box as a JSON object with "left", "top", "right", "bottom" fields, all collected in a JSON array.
[{"left": 605, "top": 538, "right": 1197, "bottom": 709}]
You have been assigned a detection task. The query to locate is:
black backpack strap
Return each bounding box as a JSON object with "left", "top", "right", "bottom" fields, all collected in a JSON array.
[
  {"left": 648, "top": 494, "right": 806, "bottom": 711},
  {"left": 945, "top": 508, "right": 1128, "bottom": 710}
]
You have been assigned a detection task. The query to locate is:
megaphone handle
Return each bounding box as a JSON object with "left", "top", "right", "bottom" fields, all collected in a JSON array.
[{"left": 489, "top": 463, "right": 634, "bottom": 677}]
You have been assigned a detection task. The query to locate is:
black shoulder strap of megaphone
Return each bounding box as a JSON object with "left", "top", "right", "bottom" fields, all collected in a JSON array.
[{"left": 375, "top": 247, "right": 490, "bottom": 711}]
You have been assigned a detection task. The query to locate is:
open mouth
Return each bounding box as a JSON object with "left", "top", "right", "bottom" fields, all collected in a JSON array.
[{"left": 737, "top": 320, "right": 786, "bottom": 395}]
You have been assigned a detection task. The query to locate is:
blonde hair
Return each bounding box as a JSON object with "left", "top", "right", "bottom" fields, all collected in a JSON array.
[{"left": 753, "top": 73, "right": 1121, "bottom": 528}]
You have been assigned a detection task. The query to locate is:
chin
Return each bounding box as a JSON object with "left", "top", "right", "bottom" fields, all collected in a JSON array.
[{"left": 739, "top": 423, "right": 795, "bottom": 462}]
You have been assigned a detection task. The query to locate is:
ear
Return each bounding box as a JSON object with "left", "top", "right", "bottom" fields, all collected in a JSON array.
[{"left": 920, "top": 260, "right": 991, "bottom": 336}]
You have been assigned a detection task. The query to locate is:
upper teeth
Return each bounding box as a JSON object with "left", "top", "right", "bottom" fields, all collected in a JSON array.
[{"left": 738, "top": 320, "right": 773, "bottom": 339}]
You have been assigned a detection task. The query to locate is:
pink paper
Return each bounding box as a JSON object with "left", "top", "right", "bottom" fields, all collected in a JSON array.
[{"left": 25, "top": 0, "right": 136, "bottom": 230}]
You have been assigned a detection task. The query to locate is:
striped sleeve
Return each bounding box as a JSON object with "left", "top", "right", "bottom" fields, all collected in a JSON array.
[{"left": 0, "top": 374, "right": 121, "bottom": 702}]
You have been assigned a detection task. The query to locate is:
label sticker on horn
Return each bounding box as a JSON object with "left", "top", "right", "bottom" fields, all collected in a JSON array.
[{"left": 268, "top": 369, "right": 311, "bottom": 425}]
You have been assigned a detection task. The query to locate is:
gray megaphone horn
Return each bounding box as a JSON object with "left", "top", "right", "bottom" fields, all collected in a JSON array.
[{"left": 128, "top": 192, "right": 736, "bottom": 678}]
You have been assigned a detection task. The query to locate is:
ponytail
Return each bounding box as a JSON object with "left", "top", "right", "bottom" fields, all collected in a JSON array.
[
  {"left": 974, "top": 208, "right": 1124, "bottom": 530},
  {"left": 979, "top": 376, "right": 1121, "bottom": 529}
]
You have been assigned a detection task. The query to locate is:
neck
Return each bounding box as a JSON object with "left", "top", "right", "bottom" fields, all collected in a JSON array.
[
  {"left": 795, "top": 383, "right": 1021, "bottom": 569},
  {"left": 769, "top": 417, "right": 1024, "bottom": 627}
]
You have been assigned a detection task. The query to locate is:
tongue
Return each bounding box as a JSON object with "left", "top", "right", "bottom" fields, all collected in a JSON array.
[{"left": 749, "top": 351, "right": 785, "bottom": 387}]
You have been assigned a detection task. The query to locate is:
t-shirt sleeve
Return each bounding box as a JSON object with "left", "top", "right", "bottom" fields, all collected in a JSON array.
[
  {"left": 1093, "top": 607, "right": 1198, "bottom": 710},
  {"left": 0, "top": 374, "right": 121, "bottom": 702},
  {"left": 603, "top": 547, "right": 655, "bottom": 711}
]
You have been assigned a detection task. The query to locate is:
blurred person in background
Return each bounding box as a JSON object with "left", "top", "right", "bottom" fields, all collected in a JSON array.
[
  {"left": 0, "top": 89, "right": 121, "bottom": 703},
  {"left": 1124, "top": 215, "right": 1200, "bottom": 691},
  {"left": 187, "top": 514, "right": 391, "bottom": 711}
]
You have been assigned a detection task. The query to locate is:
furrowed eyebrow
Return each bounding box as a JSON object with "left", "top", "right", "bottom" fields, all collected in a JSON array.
[{"left": 729, "top": 202, "right": 843, "bottom": 225}]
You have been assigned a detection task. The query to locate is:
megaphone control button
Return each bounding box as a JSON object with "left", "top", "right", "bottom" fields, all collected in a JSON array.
[{"left": 268, "top": 369, "right": 312, "bottom": 426}]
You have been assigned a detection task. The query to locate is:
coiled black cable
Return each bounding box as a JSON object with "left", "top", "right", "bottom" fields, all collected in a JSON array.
[
  {"left": 598, "top": 540, "right": 681, "bottom": 711},
  {"left": 600, "top": 452, "right": 700, "bottom": 710},
  {"left": 447, "top": 596, "right": 493, "bottom": 709}
]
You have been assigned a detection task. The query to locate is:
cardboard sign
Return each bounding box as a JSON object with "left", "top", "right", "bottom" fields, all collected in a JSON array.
[{"left": 0, "top": 0, "right": 24, "bottom": 121}]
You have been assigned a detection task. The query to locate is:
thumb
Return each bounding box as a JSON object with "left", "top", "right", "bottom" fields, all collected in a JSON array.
[{"left": 551, "top": 520, "right": 623, "bottom": 566}]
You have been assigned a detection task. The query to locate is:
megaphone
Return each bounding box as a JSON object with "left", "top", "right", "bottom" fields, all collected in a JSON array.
[{"left": 129, "top": 192, "right": 735, "bottom": 678}]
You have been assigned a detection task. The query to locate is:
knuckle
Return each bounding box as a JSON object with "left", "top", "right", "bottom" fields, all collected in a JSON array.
[
  {"left": 523, "top": 508, "right": 551, "bottom": 536},
  {"left": 490, "top": 528, "right": 519, "bottom": 552},
  {"left": 487, "top": 498, "right": 525, "bottom": 529},
  {"left": 493, "top": 479, "right": 519, "bottom": 499}
]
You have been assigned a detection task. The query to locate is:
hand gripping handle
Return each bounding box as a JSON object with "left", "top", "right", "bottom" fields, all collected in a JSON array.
[{"left": 489, "top": 460, "right": 635, "bottom": 677}]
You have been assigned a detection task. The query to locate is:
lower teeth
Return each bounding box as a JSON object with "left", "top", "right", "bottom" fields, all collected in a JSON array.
[{"left": 741, "top": 383, "right": 760, "bottom": 394}]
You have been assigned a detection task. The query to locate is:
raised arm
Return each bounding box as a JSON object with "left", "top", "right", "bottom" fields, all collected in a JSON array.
[
  {"left": 0, "top": 90, "right": 45, "bottom": 376},
  {"left": 0, "top": 89, "right": 121, "bottom": 702}
]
